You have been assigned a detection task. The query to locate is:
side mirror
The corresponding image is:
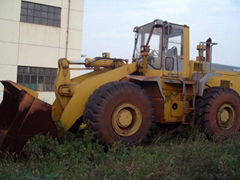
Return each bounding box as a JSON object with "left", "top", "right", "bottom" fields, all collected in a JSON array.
[{"left": 165, "top": 57, "right": 174, "bottom": 71}]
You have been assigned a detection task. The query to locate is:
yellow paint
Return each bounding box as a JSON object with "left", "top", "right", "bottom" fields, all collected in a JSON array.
[
  {"left": 171, "top": 101, "right": 183, "bottom": 117},
  {"left": 112, "top": 103, "right": 142, "bottom": 136},
  {"left": 85, "top": 58, "right": 126, "bottom": 68},
  {"left": 207, "top": 71, "right": 240, "bottom": 94},
  {"left": 57, "top": 62, "right": 137, "bottom": 132},
  {"left": 14, "top": 82, "right": 38, "bottom": 98},
  {"left": 163, "top": 90, "right": 183, "bottom": 122},
  {"left": 52, "top": 23, "right": 240, "bottom": 132},
  {"left": 52, "top": 59, "right": 110, "bottom": 121},
  {"left": 182, "top": 27, "right": 190, "bottom": 78},
  {"left": 217, "top": 104, "right": 235, "bottom": 129}
]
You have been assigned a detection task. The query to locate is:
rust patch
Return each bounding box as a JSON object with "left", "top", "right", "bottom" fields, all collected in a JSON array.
[
  {"left": 221, "top": 80, "right": 230, "bottom": 88},
  {"left": 0, "top": 81, "right": 58, "bottom": 154}
]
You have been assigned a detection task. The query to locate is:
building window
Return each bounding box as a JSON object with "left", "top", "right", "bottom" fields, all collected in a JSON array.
[
  {"left": 17, "top": 66, "right": 57, "bottom": 91},
  {"left": 20, "top": 1, "right": 61, "bottom": 27}
]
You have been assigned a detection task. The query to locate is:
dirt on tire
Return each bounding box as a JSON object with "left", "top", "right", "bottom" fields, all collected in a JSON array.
[
  {"left": 196, "top": 87, "right": 240, "bottom": 140},
  {"left": 84, "top": 81, "right": 154, "bottom": 146}
]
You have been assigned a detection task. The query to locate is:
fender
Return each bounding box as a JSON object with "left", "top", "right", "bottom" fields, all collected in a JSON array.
[{"left": 127, "top": 75, "right": 165, "bottom": 123}]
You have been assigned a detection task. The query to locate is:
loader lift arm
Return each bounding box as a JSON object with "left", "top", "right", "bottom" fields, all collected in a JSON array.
[{"left": 52, "top": 58, "right": 138, "bottom": 134}]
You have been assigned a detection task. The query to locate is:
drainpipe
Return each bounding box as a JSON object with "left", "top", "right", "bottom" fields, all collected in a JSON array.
[{"left": 65, "top": 0, "right": 71, "bottom": 58}]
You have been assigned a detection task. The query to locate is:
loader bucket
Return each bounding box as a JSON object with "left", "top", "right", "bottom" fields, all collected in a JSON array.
[{"left": 0, "top": 81, "right": 58, "bottom": 154}]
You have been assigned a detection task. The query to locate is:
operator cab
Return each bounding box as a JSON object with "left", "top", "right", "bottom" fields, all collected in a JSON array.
[{"left": 133, "top": 19, "right": 185, "bottom": 73}]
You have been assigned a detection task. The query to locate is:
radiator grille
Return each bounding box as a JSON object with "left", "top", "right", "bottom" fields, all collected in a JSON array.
[{"left": 221, "top": 80, "right": 230, "bottom": 88}]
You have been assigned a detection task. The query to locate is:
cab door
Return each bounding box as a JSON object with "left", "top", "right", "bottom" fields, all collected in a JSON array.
[{"left": 162, "top": 24, "right": 184, "bottom": 78}]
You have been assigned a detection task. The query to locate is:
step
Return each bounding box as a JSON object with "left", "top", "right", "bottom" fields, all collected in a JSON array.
[
  {"left": 163, "top": 78, "right": 196, "bottom": 85},
  {"left": 185, "top": 107, "right": 195, "bottom": 110},
  {"left": 183, "top": 80, "right": 196, "bottom": 85}
]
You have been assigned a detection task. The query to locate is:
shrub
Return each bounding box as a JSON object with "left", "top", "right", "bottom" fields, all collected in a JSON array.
[{"left": 1, "top": 128, "right": 240, "bottom": 179}]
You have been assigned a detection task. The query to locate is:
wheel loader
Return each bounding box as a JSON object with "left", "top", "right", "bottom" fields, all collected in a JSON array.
[{"left": 1, "top": 19, "right": 240, "bottom": 153}]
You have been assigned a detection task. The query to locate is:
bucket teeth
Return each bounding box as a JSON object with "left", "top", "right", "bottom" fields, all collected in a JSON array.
[{"left": 0, "top": 80, "right": 58, "bottom": 154}]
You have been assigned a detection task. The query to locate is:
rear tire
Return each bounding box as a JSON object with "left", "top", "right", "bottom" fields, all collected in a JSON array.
[
  {"left": 84, "top": 81, "right": 154, "bottom": 146},
  {"left": 196, "top": 87, "right": 240, "bottom": 139}
]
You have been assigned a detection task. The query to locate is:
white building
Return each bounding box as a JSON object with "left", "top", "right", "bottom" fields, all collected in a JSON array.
[{"left": 0, "top": 0, "right": 84, "bottom": 103}]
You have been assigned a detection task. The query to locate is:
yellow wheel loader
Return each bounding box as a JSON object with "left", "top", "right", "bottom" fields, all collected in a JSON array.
[{"left": 1, "top": 19, "right": 240, "bottom": 153}]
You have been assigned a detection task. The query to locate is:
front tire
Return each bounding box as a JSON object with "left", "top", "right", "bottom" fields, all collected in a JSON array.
[{"left": 84, "top": 81, "right": 154, "bottom": 146}]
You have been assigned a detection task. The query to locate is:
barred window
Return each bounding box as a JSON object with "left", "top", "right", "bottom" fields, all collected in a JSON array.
[
  {"left": 20, "top": 1, "right": 61, "bottom": 27},
  {"left": 17, "top": 66, "right": 57, "bottom": 91}
]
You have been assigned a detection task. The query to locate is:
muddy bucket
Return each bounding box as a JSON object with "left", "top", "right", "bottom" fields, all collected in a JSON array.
[{"left": 0, "top": 81, "right": 58, "bottom": 154}]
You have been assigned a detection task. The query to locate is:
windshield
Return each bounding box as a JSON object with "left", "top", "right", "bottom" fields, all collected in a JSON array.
[
  {"left": 133, "top": 21, "right": 184, "bottom": 71},
  {"left": 133, "top": 26, "right": 162, "bottom": 69}
]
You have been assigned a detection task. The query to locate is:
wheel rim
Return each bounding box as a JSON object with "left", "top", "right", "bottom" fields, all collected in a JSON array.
[
  {"left": 112, "top": 103, "right": 142, "bottom": 136},
  {"left": 217, "top": 104, "right": 235, "bottom": 129}
]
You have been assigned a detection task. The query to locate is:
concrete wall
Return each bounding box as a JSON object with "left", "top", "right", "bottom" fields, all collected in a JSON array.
[{"left": 0, "top": 0, "right": 84, "bottom": 103}]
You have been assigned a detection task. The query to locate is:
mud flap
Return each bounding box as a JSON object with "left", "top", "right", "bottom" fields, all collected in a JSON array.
[{"left": 0, "top": 81, "right": 58, "bottom": 154}]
